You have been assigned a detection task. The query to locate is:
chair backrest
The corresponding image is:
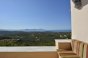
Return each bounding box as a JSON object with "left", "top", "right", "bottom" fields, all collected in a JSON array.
[
  {"left": 78, "top": 42, "right": 84, "bottom": 58},
  {"left": 72, "top": 40, "right": 84, "bottom": 58},
  {"left": 71, "top": 40, "right": 75, "bottom": 52},
  {"left": 71, "top": 40, "right": 79, "bottom": 53},
  {"left": 83, "top": 43, "right": 88, "bottom": 58}
]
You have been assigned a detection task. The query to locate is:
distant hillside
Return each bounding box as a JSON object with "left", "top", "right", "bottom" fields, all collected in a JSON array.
[
  {"left": 0, "top": 29, "right": 71, "bottom": 35},
  {"left": 46, "top": 30, "right": 70, "bottom": 32},
  {"left": 17, "top": 29, "right": 71, "bottom": 32},
  {"left": 19, "top": 29, "right": 46, "bottom": 32}
]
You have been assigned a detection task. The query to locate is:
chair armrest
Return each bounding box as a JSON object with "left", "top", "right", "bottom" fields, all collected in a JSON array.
[
  {"left": 59, "top": 55, "right": 80, "bottom": 58},
  {"left": 58, "top": 53, "right": 76, "bottom": 55}
]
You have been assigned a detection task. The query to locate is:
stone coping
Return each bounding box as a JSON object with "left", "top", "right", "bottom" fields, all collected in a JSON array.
[{"left": 0, "top": 46, "right": 56, "bottom": 52}]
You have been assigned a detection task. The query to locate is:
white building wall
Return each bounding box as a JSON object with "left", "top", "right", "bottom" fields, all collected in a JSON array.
[{"left": 71, "top": 0, "right": 88, "bottom": 43}]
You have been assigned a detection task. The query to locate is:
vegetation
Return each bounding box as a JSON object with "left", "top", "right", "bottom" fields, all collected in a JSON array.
[{"left": 0, "top": 32, "right": 71, "bottom": 46}]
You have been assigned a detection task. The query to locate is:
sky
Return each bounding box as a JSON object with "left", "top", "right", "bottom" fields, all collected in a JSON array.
[{"left": 0, "top": 0, "right": 71, "bottom": 30}]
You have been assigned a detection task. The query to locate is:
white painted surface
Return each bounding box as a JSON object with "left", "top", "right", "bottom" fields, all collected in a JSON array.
[
  {"left": 71, "top": 0, "right": 88, "bottom": 43},
  {"left": 55, "top": 39, "right": 71, "bottom": 49},
  {"left": 0, "top": 46, "right": 56, "bottom": 52}
]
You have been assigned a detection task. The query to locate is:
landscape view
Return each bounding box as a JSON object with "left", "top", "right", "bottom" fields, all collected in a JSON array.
[
  {"left": 0, "top": 29, "right": 71, "bottom": 46},
  {"left": 0, "top": 0, "right": 71, "bottom": 46}
]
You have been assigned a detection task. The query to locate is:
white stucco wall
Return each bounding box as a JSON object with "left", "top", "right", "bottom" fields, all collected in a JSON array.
[{"left": 71, "top": 0, "right": 88, "bottom": 43}]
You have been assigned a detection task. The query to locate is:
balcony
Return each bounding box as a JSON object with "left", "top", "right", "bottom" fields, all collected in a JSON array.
[{"left": 0, "top": 39, "right": 87, "bottom": 58}]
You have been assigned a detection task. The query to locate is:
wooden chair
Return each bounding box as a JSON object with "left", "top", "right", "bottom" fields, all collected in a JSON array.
[{"left": 57, "top": 39, "right": 84, "bottom": 58}]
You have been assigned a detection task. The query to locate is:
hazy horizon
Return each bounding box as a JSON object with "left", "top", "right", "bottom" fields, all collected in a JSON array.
[{"left": 0, "top": 28, "right": 71, "bottom": 31}]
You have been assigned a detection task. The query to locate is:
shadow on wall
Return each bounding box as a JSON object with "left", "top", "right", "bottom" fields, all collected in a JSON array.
[
  {"left": 72, "top": 0, "right": 88, "bottom": 9},
  {"left": 82, "top": 0, "right": 88, "bottom": 7}
]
